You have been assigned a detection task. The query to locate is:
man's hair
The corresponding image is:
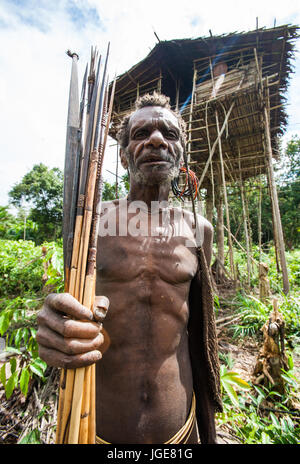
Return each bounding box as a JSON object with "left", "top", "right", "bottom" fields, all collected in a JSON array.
[{"left": 116, "top": 91, "right": 187, "bottom": 150}]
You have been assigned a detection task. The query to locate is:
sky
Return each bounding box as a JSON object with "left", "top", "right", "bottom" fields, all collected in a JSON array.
[{"left": 0, "top": 0, "right": 299, "bottom": 207}]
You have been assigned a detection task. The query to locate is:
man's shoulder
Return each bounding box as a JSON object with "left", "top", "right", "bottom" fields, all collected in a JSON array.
[
  {"left": 172, "top": 206, "right": 213, "bottom": 233},
  {"left": 101, "top": 198, "right": 125, "bottom": 211}
]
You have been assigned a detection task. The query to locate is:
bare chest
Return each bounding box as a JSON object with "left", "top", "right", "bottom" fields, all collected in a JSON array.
[{"left": 96, "top": 228, "right": 198, "bottom": 286}]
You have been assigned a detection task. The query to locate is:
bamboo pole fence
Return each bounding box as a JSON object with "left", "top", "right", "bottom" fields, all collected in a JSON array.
[{"left": 56, "top": 44, "right": 116, "bottom": 444}]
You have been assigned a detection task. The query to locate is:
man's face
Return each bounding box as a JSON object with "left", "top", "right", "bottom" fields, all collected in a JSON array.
[{"left": 121, "top": 106, "right": 184, "bottom": 186}]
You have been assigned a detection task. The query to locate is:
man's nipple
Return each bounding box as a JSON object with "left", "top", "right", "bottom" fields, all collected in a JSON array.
[{"left": 140, "top": 391, "right": 150, "bottom": 403}]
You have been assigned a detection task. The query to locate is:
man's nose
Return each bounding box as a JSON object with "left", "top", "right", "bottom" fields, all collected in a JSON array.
[{"left": 144, "top": 129, "right": 168, "bottom": 149}]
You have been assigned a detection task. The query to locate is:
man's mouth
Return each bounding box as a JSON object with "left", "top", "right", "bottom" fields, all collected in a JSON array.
[{"left": 138, "top": 153, "right": 173, "bottom": 166}]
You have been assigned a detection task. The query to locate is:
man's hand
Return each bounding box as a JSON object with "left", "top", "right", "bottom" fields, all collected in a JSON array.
[{"left": 36, "top": 293, "right": 106, "bottom": 369}]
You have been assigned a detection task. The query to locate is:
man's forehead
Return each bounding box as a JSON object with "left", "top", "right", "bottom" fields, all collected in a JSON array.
[{"left": 128, "top": 106, "right": 180, "bottom": 130}]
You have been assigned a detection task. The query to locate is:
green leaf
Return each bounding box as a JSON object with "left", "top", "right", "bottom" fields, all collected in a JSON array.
[
  {"left": 224, "top": 372, "right": 251, "bottom": 389},
  {"left": 29, "top": 363, "right": 45, "bottom": 380},
  {"left": 270, "top": 412, "right": 280, "bottom": 428},
  {"left": 0, "top": 364, "right": 6, "bottom": 387},
  {"left": 222, "top": 379, "right": 239, "bottom": 407},
  {"left": 20, "top": 367, "right": 30, "bottom": 397},
  {"left": 5, "top": 346, "right": 22, "bottom": 355},
  {"left": 287, "top": 355, "right": 294, "bottom": 370},
  {"left": 19, "top": 428, "right": 41, "bottom": 444},
  {"left": 38, "top": 406, "right": 48, "bottom": 419},
  {"left": 14, "top": 328, "right": 23, "bottom": 348},
  {"left": 9, "top": 357, "right": 17, "bottom": 374},
  {"left": 21, "top": 327, "right": 29, "bottom": 346},
  {"left": 5, "top": 371, "right": 19, "bottom": 399},
  {"left": 0, "top": 311, "right": 11, "bottom": 336},
  {"left": 33, "top": 357, "right": 47, "bottom": 371}
]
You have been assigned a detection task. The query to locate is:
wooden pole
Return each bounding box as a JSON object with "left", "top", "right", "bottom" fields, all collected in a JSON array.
[
  {"left": 258, "top": 172, "right": 262, "bottom": 264},
  {"left": 238, "top": 146, "right": 251, "bottom": 287},
  {"left": 116, "top": 143, "right": 119, "bottom": 199},
  {"left": 215, "top": 183, "right": 225, "bottom": 282},
  {"left": 263, "top": 104, "right": 289, "bottom": 294},
  {"left": 187, "top": 66, "right": 197, "bottom": 163},
  {"left": 244, "top": 181, "right": 253, "bottom": 274},
  {"left": 215, "top": 109, "right": 235, "bottom": 279},
  {"left": 266, "top": 166, "right": 281, "bottom": 273},
  {"left": 205, "top": 182, "right": 214, "bottom": 225},
  {"left": 175, "top": 79, "right": 180, "bottom": 111},
  {"left": 63, "top": 51, "right": 80, "bottom": 282}
]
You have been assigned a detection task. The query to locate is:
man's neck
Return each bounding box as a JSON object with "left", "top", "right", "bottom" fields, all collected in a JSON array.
[{"left": 127, "top": 180, "right": 170, "bottom": 209}]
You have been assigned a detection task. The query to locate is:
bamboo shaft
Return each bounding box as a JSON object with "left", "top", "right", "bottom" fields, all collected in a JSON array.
[
  {"left": 68, "top": 367, "right": 85, "bottom": 443},
  {"left": 56, "top": 368, "right": 75, "bottom": 443},
  {"left": 57, "top": 44, "right": 112, "bottom": 445},
  {"left": 78, "top": 365, "right": 91, "bottom": 443},
  {"left": 88, "top": 363, "right": 96, "bottom": 443},
  {"left": 75, "top": 149, "right": 99, "bottom": 301},
  {"left": 215, "top": 110, "right": 235, "bottom": 278}
]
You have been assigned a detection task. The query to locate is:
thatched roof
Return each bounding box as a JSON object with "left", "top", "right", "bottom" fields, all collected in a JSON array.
[{"left": 109, "top": 24, "right": 299, "bottom": 185}]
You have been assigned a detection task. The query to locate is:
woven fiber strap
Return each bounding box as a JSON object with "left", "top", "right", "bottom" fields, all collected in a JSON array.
[{"left": 96, "top": 393, "right": 196, "bottom": 445}]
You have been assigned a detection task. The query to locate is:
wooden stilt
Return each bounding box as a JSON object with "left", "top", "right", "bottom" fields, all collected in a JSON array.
[
  {"left": 116, "top": 143, "right": 119, "bottom": 199},
  {"left": 244, "top": 181, "right": 253, "bottom": 274},
  {"left": 215, "top": 109, "right": 235, "bottom": 279},
  {"left": 238, "top": 146, "right": 251, "bottom": 287},
  {"left": 205, "top": 182, "right": 214, "bottom": 225},
  {"left": 258, "top": 172, "right": 262, "bottom": 264},
  {"left": 215, "top": 183, "right": 225, "bottom": 283},
  {"left": 266, "top": 167, "right": 281, "bottom": 273},
  {"left": 263, "top": 103, "right": 289, "bottom": 294}
]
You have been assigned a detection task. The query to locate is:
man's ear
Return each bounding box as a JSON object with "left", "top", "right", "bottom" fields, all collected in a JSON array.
[{"left": 120, "top": 149, "right": 128, "bottom": 170}]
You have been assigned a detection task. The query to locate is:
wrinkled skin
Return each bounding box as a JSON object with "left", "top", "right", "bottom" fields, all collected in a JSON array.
[{"left": 37, "top": 106, "right": 216, "bottom": 444}]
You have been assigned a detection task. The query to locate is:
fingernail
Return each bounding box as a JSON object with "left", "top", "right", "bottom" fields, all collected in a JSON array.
[{"left": 94, "top": 307, "right": 107, "bottom": 321}]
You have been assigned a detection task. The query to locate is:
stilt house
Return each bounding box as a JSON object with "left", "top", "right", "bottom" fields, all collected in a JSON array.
[{"left": 109, "top": 25, "right": 299, "bottom": 294}]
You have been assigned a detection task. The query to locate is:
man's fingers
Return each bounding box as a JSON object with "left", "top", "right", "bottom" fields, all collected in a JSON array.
[
  {"left": 38, "top": 345, "right": 102, "bottom": 369},
  {"left": 44, "top": 293, "right": 94, "bottom": 321},
  {"left": 36, "top": 325, "right": 104, "bottom": 355},
  {"left": 37, "top": 306, "right": 101, "bottom": 339},
  {"left": 94, "top": 296, "right": 110, "bottom": 322}
]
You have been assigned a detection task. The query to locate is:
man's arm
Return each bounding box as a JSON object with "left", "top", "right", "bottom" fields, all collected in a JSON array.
[{"left": 188, "top": 220, "right": 219, "bottom": 444}]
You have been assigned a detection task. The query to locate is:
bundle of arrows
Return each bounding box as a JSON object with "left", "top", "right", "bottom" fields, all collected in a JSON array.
[{"left": 56, "top": 44, "right": 116, "bottom": 444}]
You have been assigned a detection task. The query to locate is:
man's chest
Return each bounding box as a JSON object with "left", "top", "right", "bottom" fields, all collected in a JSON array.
[{"left": 96, "top": 232, "right": 198, "bottom": 285}]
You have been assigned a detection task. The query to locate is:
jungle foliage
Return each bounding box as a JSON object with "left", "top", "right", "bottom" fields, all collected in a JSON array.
[{"left": 8, "top": 164, "right": 63, "bottom": 244}]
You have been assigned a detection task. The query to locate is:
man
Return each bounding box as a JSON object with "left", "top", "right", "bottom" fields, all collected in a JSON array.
[{"left": 37, "top": 92, "right": 222, "bottom": 444}]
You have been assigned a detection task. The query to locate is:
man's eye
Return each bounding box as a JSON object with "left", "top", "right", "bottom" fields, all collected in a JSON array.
[
  {"left": 166, "top": 131, "right": 178, "bottom": 139},
  {"left": 134, "top": 130, "right": 148, "bottom": 139}
]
